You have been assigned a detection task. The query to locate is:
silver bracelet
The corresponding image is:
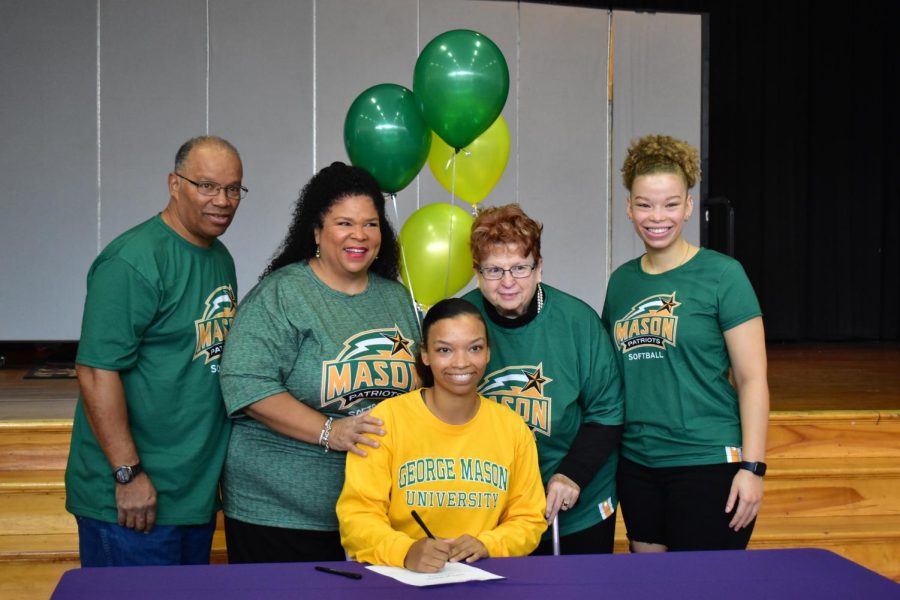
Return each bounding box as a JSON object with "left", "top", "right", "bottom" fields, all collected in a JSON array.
[{"left": 318, "top": 416, "right": 334, "bottom": 453}]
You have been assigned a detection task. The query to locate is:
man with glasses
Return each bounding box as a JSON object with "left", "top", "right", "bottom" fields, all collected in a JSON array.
[{"left": 65, "top": 136, "right": 246, "bottom": 566}]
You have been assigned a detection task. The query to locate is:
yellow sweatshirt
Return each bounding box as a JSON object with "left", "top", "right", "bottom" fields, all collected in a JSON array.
[{"left": 338, "top": 390, "right": 547, "bottom": 567}]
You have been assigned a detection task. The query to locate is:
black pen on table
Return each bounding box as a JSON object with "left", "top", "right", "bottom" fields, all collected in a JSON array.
[
  {"left": 411, "top": 509, "right": 435, "bottom": 539},
  {"left": 315, "top": 565, "right": 362, "bottom": 580}
]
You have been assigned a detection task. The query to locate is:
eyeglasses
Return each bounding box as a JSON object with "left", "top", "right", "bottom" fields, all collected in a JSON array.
[
  {"left": 175, "top": 173, "right": 248, "bottom": 200},
  {"left": 478, "top": 263, "right": 537, "bottom": 280}
]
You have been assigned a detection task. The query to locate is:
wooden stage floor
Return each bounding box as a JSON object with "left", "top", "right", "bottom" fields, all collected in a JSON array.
[{"left": 1, "top": 342, "right": 898, "bottom": 421}]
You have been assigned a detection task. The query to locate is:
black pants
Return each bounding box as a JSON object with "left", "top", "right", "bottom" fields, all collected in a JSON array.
[
  {"left": 224, "top": 516, "right": 345, "bottom": 564},
  {"left": 532, "top": 512, "right": 617, "bottom": 555}
]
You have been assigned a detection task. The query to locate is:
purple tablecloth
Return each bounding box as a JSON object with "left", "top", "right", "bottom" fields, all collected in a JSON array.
[{"left": 51, "top": 548, "right": 899, "bottom": 599}]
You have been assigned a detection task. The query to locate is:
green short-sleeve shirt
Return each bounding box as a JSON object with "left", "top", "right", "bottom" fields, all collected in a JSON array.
[
  {"left": 66, "top": 215, "right": 236, "bottom": 525},
  {"left": 220, "top": 262, "right": 421, "bottom": 530},
  {"left": 601, "top": 249, "right": 761, "bottom": 467}
]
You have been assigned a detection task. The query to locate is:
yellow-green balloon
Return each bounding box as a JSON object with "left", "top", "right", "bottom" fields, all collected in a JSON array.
[
  {"left": 399, "top": 203, "right": 474, "bottom": 306},
  {"left": 428, "top": 116, "right": 510, "bottom": 206}
]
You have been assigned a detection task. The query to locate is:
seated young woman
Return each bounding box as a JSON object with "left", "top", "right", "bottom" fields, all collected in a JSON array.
[{"left": 337, "top": 298, "right": 547, "bottom": 572}]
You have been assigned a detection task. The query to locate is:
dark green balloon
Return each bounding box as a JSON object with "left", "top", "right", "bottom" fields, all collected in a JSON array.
[
  {"left": 344, "top": 84, "right": 431, "bottom": 193},
  {"left": 414, "top": 30, "right": 509, "bottom": 150}
]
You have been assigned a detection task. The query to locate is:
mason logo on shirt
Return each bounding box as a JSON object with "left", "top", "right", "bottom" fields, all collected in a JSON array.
[
  {"left": 613, "top": 292, "right": 680, "bottom": 354},
  {"left": 320, "top": 328, "right": 418, "bottom": 411},
  {"left": 193, "top": 285, "right": 236, "bottom": 364},
  {"left": 478, "top": 364, "right": 553, "bottom": 437}
]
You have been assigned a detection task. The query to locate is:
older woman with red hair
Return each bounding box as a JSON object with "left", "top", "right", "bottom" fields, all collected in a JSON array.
[{"left": 463, "top": 204, "right": 624, "bottom": 555}]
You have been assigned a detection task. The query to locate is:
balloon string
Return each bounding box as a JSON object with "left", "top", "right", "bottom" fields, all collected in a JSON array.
[
  {"left": 445, "top": 153, "right": 458, "bottom": 299},
  {"left": 392, "top": 192, "right": 422, "bottom": 332},
  {"left": 450, "top": 149, "right": 458, "bottom": 204},
  {"left": 442, "top": 149, "right": 471, "bottom": 174}
]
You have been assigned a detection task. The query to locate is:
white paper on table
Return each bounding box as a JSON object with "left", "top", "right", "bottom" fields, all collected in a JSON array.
[{"left": 366, "top": 562, "right": 505, "bottom": 587}]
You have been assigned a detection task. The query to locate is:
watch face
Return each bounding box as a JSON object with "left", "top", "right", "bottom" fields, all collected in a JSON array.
[
  {"left": 115, "top": 466, "right": 132, "bottom": 484},
  {"left": 741, "top": 461, "right": 766, "bottom": 476}
]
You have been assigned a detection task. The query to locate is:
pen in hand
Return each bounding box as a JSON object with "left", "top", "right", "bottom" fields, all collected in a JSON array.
[
  {"left": 407, "top": 510, "right": 455, "bottom": 572},
  {"left": 411, "top": 509, "right": 435, "bottom": 539}
]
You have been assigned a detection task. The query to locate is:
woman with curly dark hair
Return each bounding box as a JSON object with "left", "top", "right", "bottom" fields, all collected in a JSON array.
[
  {"left": 220, "top": 162, "right": 420, "bottom": 563},
  {"left": 602, "top": 135, "right": 769, "bottom": 553}
]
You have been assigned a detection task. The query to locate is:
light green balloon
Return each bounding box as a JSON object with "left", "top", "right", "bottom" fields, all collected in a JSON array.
[
  {"left": 428, "top": 115, "right": 510, "bottom": 205},
  {"left": 399, "top": 203, "right": 474, "bottom": 307}
]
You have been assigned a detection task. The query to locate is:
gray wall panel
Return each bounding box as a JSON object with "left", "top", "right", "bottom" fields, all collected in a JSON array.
[
  {"left": 520, "top": 3, "right": 609, "bottom": 312},
  {"left": 99, "top": 0, "right": 207, "bottom": 246},
  {"left": 318, "top": 0, "right": 419, "bottom": 235},
  {"left": 611, "top": 11, "right": 702, "bottom": 270},
  {"left": 0, "top": 0, "right": 97, "bottom": 340},
  {"left": 210, "top": 0, "right": 314, "bottom": 294}
]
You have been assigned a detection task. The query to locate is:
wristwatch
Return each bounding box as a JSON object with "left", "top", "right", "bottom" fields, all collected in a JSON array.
[
  {"left": 113, "top": 462, "right": 143, "bottom": 484},
  {"left": 739, "top": 461, "right": 767, "bottom": 477}
]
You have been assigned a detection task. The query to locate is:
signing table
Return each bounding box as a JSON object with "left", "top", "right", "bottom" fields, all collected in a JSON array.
[{"left": 51, "top": 548, "right": 898, "bottom": 599}]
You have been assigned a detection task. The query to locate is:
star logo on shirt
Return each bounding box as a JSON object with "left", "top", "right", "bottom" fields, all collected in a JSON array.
[
  {"left": 520, "top": 364, "right": 551, "bottom": 395},
  {"left": 657, "top": 294, "right": 681, "bottom": 314},
  {"left": 479, "top": 364, "right": 554, "bottom": 437},
  {"left": 613, "top": 292, "right": 681, "bottom": 354},
  {"left": 384, "top": 329, "right": 414, "bottom": 357}
]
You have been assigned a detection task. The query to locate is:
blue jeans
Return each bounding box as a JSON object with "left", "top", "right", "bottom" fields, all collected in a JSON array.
[{"left": 75, "top": 514, "right": 217, "bottom": 567}]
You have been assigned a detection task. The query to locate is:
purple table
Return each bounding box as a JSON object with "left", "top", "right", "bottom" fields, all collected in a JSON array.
[{"left": 51, "top": 548, "right": 898, "bottom": 599}]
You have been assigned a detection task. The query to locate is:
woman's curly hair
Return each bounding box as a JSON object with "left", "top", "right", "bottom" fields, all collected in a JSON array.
[
  {"left": 621, "top": 135, "right": 700, "bottom": 191},
  {"left": 469, "top": 203, "right": 543, "bottom": 266},
  {"left": 261, "top": 162, "right": 400, "bottom": 281}
]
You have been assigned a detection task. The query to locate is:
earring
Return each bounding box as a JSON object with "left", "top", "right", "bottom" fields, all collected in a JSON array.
[{"left": 315, "top": 245, "right": 321, "bottom": 258}]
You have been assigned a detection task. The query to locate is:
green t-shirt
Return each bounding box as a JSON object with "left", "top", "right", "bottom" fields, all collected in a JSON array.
[
  {"left": 66, "top": 215, "right": 236, "bottom": 525},
  {"left": 220, "top": 261, "right": 421, "bottom": 530},
  {"left": 464, "top": 285, "right": 624, "bottom": 537},
  {"left": 601, "top": 249, "right": 762, "bottom": 468}
]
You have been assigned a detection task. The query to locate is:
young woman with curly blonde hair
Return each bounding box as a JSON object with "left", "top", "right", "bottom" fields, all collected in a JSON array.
[{"left": 602, "top": 135, "right": 769, "bottom": 552}]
